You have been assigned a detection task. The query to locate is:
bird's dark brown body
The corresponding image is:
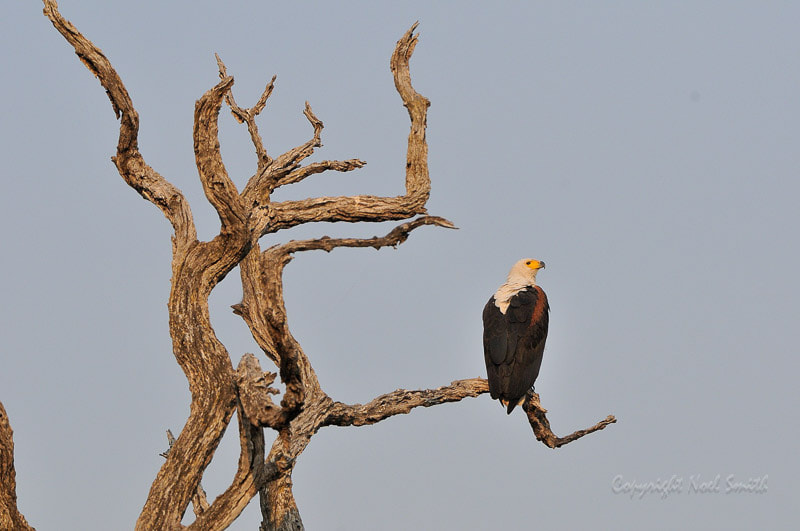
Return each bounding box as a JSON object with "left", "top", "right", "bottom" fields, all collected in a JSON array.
[{"left": 482, "top": 285, "right": 549, "bottom": 414}]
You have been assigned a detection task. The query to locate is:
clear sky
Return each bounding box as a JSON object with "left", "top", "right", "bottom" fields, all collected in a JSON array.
[{"left": 2, "top": 1, "right": 798, "bottom": 529}]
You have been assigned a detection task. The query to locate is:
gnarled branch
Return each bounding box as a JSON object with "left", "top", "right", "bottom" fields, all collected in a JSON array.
[
  {"left": 273, "top": 215, "right": 456, "bottom": 256},
  {"left": 42, "top": 0, "right": 197, "bottom": 253},
  {"left": 275, "top": 158, "right": 366, "bottom": 188},
  {"left": 391, "top": 21, "right": 431, "bottom": 211},
  {"left": 523, "top": 392, "right": 617, "bottom": 448},
  {"left": 236, "top": 354, "right": 285, "bottom": 429},
  {"left": 137, "top": 73, "right": 254, "bottom": 530},
  {"left": 193, "top": 76, "right": 247, "bottom": 235},
  {"left": 235, "top": 244, "right": 314, "bottom": 418},
  {"left": 185, "top": 401, "right": 289, "bottom": 531},
  {"left": 324, "top": 379, "right": 489, "bottom": 427},
  {"left": 242, "top": 102, "right": 328, "bottom": 203}
]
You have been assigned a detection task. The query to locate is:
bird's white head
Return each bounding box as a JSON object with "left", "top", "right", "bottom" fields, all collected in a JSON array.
[{"left": 507, "top": 258, "right": 546, "bottom": 286}]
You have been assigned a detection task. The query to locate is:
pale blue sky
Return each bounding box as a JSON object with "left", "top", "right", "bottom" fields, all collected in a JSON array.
[{"left": 2, "top": 1, "right": 798, "bottom": 529}]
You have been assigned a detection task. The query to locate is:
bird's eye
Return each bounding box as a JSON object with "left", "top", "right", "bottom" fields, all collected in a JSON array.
[{"left": 526, "top": 261, "right": 531, "bottom": 265}]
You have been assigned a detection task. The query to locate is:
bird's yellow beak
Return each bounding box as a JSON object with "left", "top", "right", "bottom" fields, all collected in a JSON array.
[{"left": 526, "top": 260, "right": 545, "bottom": 270}]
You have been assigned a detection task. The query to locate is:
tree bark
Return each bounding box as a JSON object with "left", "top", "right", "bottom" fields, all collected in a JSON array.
[
  {"left": 0, "top": 402, "right": 35, "bottom": 531},
  {"left": 34, "top": 2, "right": 618, "bottom": 529},
  {"left": 262, "top": 475, "right": 303, "bottom": 531}
]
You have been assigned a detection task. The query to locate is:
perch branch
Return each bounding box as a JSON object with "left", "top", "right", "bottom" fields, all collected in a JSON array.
[
  {"left": 0, "top": 402, "right": 35, "bottom": 531},
  {"left": 324, "top": 378, "right": 489, "bottom": 427},
  {"left": 323, "top": 379, "right": 616, "bottom": 449},
  {"left": 42, "top": 0, "right": 196, "bottom": 252}
]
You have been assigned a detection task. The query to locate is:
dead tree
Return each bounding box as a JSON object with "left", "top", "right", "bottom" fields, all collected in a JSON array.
[{"left": 0, "top": 2, "right": 616, "bottom": 529}]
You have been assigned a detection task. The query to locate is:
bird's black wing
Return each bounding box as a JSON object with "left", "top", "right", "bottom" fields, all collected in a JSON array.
[
  {"left": 482, "top": 296, "right": 508, "bottom": 366},
  {"left": 483, "top": 297, "right": 510, "bottom": 400}
]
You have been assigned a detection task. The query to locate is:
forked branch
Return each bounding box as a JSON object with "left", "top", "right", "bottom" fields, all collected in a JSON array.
[
  {"left": 251, "top": 23, "right": 433, "bottom": 236},
  {"left": 216, "top": 54, "right": 275, "bottom": 170}
]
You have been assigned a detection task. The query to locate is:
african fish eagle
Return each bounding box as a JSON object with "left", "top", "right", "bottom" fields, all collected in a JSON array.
[{"left": 483, "top": 258, "right": 549, "bottom": 414}]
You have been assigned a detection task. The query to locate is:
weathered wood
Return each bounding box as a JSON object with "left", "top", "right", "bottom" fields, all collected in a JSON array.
[
  {"left": 0, "top": 402, "right": 35, "bottom": 531},
  {"left": 523, "top": 392, "right": 617, "bottom": 448},
  {"left": 43, "top": 0, "right": 197, "bottom": 255},
  {"left": 236, "top": 354, "right": 285, "bottom": 429},
  {"left": 160, "top": 430, "right": 210, "bottom": 518}
]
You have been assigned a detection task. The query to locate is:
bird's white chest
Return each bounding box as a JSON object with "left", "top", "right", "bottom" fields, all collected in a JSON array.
[{"left": 493, "top": 282, "right": 531, "bottom": 314}]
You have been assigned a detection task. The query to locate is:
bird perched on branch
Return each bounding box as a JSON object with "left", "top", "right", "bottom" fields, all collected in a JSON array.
[{"left": 483, "top": 259, "right": 550, "bottom": 414}]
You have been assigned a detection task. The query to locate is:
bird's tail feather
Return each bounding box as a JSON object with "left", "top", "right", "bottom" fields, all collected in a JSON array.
[{"left": 501, "top": 397, "right": 525, "bottom": 415}]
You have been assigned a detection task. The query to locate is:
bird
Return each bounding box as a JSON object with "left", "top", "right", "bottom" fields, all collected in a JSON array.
[{"left": 482, "top": 259, "right": 550, "bottom": 414}]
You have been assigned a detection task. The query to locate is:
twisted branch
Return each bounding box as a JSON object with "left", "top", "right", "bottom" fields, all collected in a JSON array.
[
  {"left": 42, "top": 0, "right": 196, "bottom": 253},
  {"left": 523, "top": 392, "right": 617, "bottom": 448},
  {"left": 193, "top": 76, "right": 247, "bottom": 234},
  {"left": 276, "top": 158, "right": 366, "bottom": 188},
  {"left": 235, "top": 245, "right": 313, "bottom": 417},
  {"left": 236, "top": 354, "right": 285, "bottom": 429},
  {"left": 240, "top": 102, "right": 324, "bottom": 202},
  {"left": 324, "top": 379, "right": 488, "bottom": 427},
  {"left": 186, "top": 400, "right": 289, "bottom": 531},
  {"left": 275, "top": 215, "right": 455, "bottom": 256}
]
